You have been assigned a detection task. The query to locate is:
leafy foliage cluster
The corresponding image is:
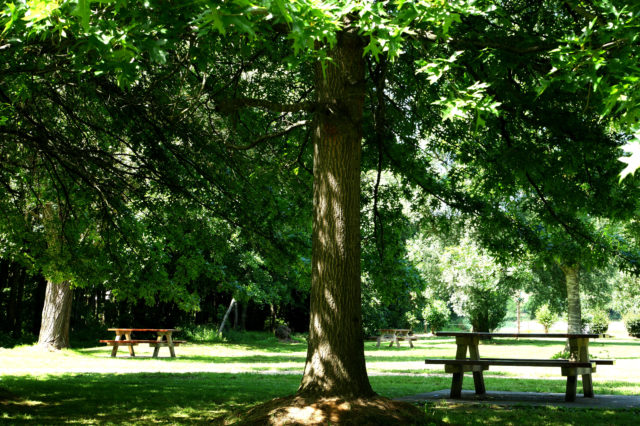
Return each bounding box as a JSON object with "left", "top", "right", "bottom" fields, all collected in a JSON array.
[
  {"left": 535, "top": 304, "right": 558, "bottom": 334},
  {"left": 623, "top": 312, "right": 640, "bottom": 338}
]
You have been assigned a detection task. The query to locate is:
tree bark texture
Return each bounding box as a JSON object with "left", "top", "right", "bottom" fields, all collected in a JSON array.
[
  {"left": 560, "top": 263, "right": 582, "bottom": 334},
  {"left": 298, "top": 29, "right": 374, "bottom": 398},
  {"left": 37, "top": 202, "right": 73, "bottom": 349},
  {"left": 38, "top": 279, "right": 73, "bottom": 349}
]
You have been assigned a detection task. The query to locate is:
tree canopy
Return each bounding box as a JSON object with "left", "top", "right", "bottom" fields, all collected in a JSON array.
[{"left": 3, "top": 0, "right": 640, "bottom": 416}]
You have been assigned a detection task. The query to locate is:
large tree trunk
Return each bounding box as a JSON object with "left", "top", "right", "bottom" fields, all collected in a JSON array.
[
  {"left": 38, "top": 279, "right": 73, "bottom": 349},
  {"left": 298, "top": 29, "right": 373, "bottom": 398},
  {"left": 559, "top": 263, "right": 582, "bottom": 334}
]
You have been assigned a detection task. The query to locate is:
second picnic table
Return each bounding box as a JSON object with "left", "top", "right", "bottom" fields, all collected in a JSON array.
[
  {"left": 376, "top": 328, "right": 416, "bottom": 348},
  {"left": 425, "top": 332, "right": 614, "bottom": 402},
  {"left": 100, "top": 328, "right": 184, "bottom": 358}
]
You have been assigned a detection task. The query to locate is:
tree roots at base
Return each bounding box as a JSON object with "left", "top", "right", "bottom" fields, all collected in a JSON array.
[{"left": 233, "top": 394, "right": 427, "bottom": 425}]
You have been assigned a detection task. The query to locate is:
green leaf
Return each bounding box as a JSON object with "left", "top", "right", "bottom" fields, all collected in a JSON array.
[
  {"left": 75, "top": 0, "right": 90, "bottom": 31},
  {"left": 619, "top": 137, "right": 640, "bottom": 182}
]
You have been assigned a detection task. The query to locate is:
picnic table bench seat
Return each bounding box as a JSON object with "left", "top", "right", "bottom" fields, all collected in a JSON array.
[{"left": 99, "top": 339, "right": 186, "bottom": 346}]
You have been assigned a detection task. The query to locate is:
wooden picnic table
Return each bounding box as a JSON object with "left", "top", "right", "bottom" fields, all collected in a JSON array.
[
  {"left": 100, "top": 328, "right": 184, "bottom": 358},
  {"left": 376, "top": 328, "right": 417, "bottom": 348},
  {"left": 425, "top": 332, "right": 614, "bottom": 402}
]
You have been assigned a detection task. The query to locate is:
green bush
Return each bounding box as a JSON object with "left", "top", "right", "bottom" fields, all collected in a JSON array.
[
  {"left": 585, "top": 309, "right": 609, "bottom": 334},
  {"left": 623, "top": 312, "right": 640, "bottom": 338},
  {"left": 535, "top": 304, "right": 558, "bottom": 334},
  {"left": 179, "top": 323, "right": 226, "bottom": 343},
  {"left": 422, "top": 300, "right": 450, "bottom": 333}
]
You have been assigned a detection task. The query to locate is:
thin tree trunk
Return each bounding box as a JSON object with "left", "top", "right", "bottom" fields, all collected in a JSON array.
[
  {"left": 12, "top": 267, "right": 25, "bottom": 338},
  {"left": 269, "top": 303, "right": 276, "bottom": 332},
  {"left": 560, "top": 263, "right": 582, "bottom": 334},
  {"left": 516, "top": 298, "right": 521, "bottom": 337},
  {"left": 0, "top": 259, "right": 8, "bottom": 329},
  {"left": 240, "top": 302, "right": 248, "bottom": 331},
  {"left": 233, "top": 299, "right": 239, "bottom": 330},
  {"left": 218, "top": 297, "right": 236, "bottom": 333},
  {"left": 298, "top": 29, "right": 374, "bottom": 398},
  {"left": 38, "top": 279, "right": 73, "bottom": 349}
]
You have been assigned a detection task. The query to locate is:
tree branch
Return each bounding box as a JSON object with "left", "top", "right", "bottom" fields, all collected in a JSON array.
[
  {"left": 215, "top": 97, "right": 317, "bottom": 115},
  {"left": 225, "top": 120, "right": 310, "bottom": 150}
]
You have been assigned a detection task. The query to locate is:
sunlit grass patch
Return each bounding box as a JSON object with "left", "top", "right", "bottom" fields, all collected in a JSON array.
[{"left": 1, "top": 334, "right": 638, "bottom": 423}]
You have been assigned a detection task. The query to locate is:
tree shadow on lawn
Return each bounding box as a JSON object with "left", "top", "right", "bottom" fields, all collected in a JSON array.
[
  {"left": 2, "top": 372, "right": 636, "bottom": 424},
  {"left": 0, "top": 372, "right": 301, "bottom": 424}
]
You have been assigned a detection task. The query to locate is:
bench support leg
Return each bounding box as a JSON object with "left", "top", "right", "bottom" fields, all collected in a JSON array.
[
  {"left": 376, "top": 337, "right": 381, "bottom": 348},
  {"left": 167, "top": 334, "right": 176, "bottom": 358},
  {"left": 450, "top": 372, "right": 464, "bottom": 398},
  {"left": 565, "top": 375, "right": 577, "bottom": 402},
  {"left": 125, "top": 333, "right": 135, "bottom": 357},
  {"left": 473, "top": 371, "right": 486, "bottom": 395},
  {"left": 582, "top": 373, "right": 594, "bottom": 398},
  {"left": 110, "top": 345, "right": 119, "bottom": 357}
]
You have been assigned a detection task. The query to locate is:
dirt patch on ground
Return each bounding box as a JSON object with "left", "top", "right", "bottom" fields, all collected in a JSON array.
[{"left": 231, "top": 395, "right": 427, "bottom": 425}]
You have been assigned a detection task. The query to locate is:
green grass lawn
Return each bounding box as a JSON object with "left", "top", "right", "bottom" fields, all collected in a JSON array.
[{"left": 1, "top": 333, "right": 639, "bottom": 424}]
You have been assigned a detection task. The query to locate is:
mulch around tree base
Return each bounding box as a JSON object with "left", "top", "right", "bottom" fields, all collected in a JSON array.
[
  {"left": 397, "top": 390, "right": 640, "bottom": 409},
  {"left": 234, "top": 395, "right": 428, "bottom": 425}
]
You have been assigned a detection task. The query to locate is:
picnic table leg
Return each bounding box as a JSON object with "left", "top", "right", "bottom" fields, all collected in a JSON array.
[
  {"left": 468, "top": 336, "right": 486, "bottom": 395},
  {"left": 125, "top": 333, "right": 135, "bottom": 356},
  {"left": 451, "top": 372, "right": 464, "bottom": 398},
  {"left": 582, "top": 373, "right": 594, "bottom": 398},
  {"left": 577, "top": 337, "right": 594, "bottom": 397},
  {"left": 376, "top": 336, "right": 382, "bottom": 348},
  {"left": 111, "top": 333, "right": 122, "bottom": 357},
  {"left": 565, "top": 375, "right": 578, "bottom": 402},
  {"left": 152, "top": 334, "right": 163, "bottom": 358},
  {"left": 394, "top": 333, "right": 400, "bottom": 348},
  {"left": 449, "top": 337, "right": 470, "bottom": 399},
  {"left": 167, "top": 333, "right": 176, "bottom": 358},
  {"left": 408, "top": 336, "right": 414, "bottom": 348}
]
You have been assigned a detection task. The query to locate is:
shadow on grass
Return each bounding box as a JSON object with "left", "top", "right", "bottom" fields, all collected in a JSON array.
[{"left": 2, "top": 372, "right": 637, "bottom": 424}]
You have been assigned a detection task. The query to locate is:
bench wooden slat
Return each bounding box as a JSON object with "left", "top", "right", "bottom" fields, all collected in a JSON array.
[
  {"left": 148, "top": 340, "right": 186, "bottom": 347},
  {"left": 424, "top": 358, "right": 593, "bottom": 368},
  {"left": 107, "top": 328, "right": 177, "bottom": 332},
  {"left": 435, "top": 332, "right": 601, "bottom": 338}
]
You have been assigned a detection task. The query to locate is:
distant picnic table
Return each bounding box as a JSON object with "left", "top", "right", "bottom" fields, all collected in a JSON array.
[
  {"left": 376, "top": 329, "right": 417, "bottom": 348},
  {"left": 425, "top": 332, "right": 614, "bottom": 402},
  {"left": 100, "top": 328, "right": 185, "bottom": 358}
]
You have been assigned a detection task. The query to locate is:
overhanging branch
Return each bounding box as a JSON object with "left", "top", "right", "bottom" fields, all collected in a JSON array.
[
  {"left": 216, "top": 97, "right": 316, "bottom": 115},
  {"left": 225, "top": 120, "right": 310, "bottom": 150}
]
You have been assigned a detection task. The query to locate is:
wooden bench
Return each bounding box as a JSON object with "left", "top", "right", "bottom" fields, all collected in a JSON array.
[
  {"left": 426, "top": 332, "right": 614, "bottom": 402},
  {"left": 100, "top": 328, "right": 184, "bottom": 358}
]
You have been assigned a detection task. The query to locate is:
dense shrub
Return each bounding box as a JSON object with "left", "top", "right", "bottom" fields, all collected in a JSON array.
[
  {"left": 179, "top": 323, "right": 226, "bottom": 343},
  {"left": 623, "top": 312, "right": 640, "bottom": 337},
  {"left": 422, "top": 300, "right": 450, "bottom": 333},
  {"left": 535, "top": 304, "right": 558, "bottom": 334},
  {"left": 582, "top": 309, "right": 609, "bottom": 334}
]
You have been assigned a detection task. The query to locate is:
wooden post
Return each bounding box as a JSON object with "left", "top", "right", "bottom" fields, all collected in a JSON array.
[
  {"left": 125, "top": 332, "right": 135, "bottom": 356},
  {"left": 167, "top": 332, "right": 176, "bottom": 358},
  {"left": 111, "top": 332, "right": 122, "bottom": 357},
  {"left": 152, "top": 333, "right": 163, "bottom": 358},
  {"left": 468, "top": 336, "right": 486, "bottom": 395},
  {"left": 565, "top": 375, "right": 577, "bottom": 402}
]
